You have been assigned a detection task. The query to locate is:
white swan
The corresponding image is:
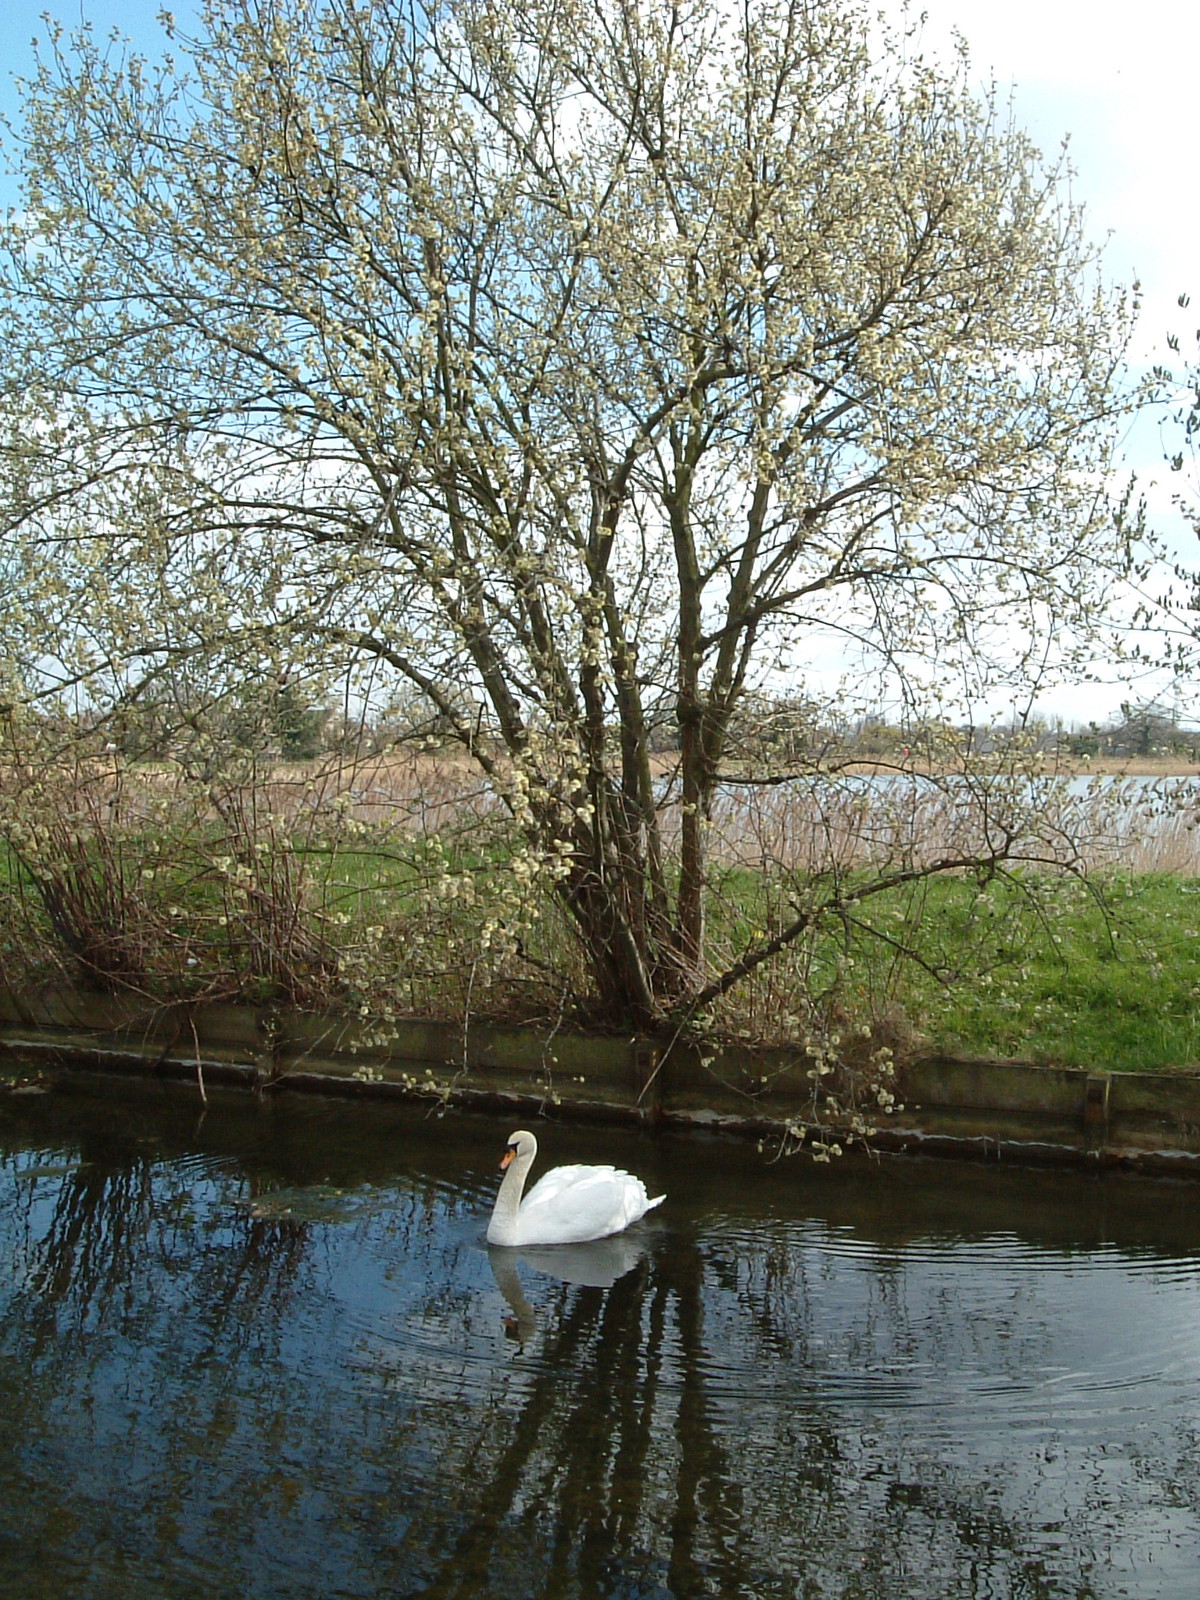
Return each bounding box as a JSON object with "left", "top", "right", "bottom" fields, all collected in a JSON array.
[{"left": 486, "top": 1129, "right": 665, "bottom": 1248}]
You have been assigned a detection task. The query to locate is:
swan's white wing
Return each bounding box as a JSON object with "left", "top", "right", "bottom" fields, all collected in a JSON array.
[{"left": 515, "top": 1163, "right": 661, "bottom": 1245}]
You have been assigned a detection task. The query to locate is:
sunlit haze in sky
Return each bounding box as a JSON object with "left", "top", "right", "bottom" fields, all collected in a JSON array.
[{"left": 1, "top": 0, "right": 1197, "bottom": 724}]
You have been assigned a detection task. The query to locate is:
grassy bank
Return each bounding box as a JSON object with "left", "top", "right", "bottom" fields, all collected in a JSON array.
[
  {"left": 2, "top": 757, "right": 1199, "bottom": 1078},
  {"left": 847, "top": 874, "right": 1200, "bottom": 1074},
  {"left": 4, "top": 841, "right": 1200, "bottom": 1075}
]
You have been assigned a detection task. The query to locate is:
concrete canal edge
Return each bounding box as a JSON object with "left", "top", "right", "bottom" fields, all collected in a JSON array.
[{"left": 3, "top": 983, "right": 1200, "bottom": 1177}]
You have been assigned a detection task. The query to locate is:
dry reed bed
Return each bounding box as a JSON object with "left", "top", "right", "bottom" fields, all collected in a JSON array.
[{"left": 11, "top": 755, "right": 1200, "bottom": 876}]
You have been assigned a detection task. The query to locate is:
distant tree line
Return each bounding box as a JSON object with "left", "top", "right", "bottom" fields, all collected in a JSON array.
[
  {"left": 28, "top": 686, "right": 1196, "bottom": 768},
  {"left": 1058, "top": 703, "right": 1200, "bottom": 761}
]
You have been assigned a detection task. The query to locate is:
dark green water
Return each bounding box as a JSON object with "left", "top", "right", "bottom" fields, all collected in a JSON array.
[{"left": 2, "top": 1075, "right": 1200, "bottom": 1599}]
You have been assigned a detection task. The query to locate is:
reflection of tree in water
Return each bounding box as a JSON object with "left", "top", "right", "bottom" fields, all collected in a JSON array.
[
  {"left": 411, "top": 1254, "right": 689, "bottom": 1599},
  {"left": 3, "top": 1105, "right": 1200, "bottom": 1598},
  {"left": 398, "top": 1225, "right": 1196, "bottom": 1600},
  {"left": 7, "top": 1131, "right": 312, "bottom": 1361},
  {"left": 0, "top": 1125, "right": 331, "bottom": 1598},
  {"left": 403, "top": 1239, "right": 879, "bottom": 1599},
  {"left": 399, "top": 1238, "right": 861, "bottom": 1600}
]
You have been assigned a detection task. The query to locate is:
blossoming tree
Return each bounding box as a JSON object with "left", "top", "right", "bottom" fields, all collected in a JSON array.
[{"left": 1, "top": 0, "right": 1139, "bottom": 1026}]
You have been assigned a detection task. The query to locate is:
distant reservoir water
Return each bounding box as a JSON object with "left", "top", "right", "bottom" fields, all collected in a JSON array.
[{"left": 3, "top": 1075, "right": 1200, "bottom": 1598}]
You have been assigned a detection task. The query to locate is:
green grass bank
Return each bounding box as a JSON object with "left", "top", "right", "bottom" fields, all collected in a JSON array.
[{"left": 5, "top": 818, "right": 1200, "bottom": 1075}]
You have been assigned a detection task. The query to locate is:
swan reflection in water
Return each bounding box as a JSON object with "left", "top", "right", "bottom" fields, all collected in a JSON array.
[{"left": 488, "top": 1233, "right": 649, "bottom": 1342}]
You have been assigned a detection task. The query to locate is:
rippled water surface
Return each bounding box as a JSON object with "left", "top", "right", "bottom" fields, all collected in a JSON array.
[{"left": 3, "top": 1076, "right": 1200, "bottom": 1598}]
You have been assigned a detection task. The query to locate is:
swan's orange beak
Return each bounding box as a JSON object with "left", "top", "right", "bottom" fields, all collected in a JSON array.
[{"left": 500, "top": 1148, "right": 516, "bottom": 1171}]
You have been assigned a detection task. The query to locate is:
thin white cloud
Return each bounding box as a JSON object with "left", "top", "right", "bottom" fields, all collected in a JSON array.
[{"left": 910, "top": 0, "right": 1200, "bottom": 366}]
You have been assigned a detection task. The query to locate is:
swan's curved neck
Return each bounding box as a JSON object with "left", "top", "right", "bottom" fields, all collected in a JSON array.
[{"left": 487, "top": 1148, "right": 535, "bottom": 1246}]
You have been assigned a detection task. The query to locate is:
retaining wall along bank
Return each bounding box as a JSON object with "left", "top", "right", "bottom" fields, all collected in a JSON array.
[{"left": 3, "top": 984, "right": 1200, "bottom": 1175}]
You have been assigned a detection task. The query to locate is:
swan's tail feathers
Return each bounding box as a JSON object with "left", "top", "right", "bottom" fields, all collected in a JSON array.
[{"left": 645, "top": 1193, "right": 666, "bottom": 1212}]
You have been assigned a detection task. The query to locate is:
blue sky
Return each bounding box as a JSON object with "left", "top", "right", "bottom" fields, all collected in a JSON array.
[
  {"left": 2, "top": 0, "right": 1197, "bottom": 721},
  {"left": 917, "top": 0, "right": 1198, "bottom": 482},
  {"left": 924, "top": 0, "right": 1198, "bottom": 339},
  {"left": 4, "top": 0, "right": 1194, "bottom": 335}
]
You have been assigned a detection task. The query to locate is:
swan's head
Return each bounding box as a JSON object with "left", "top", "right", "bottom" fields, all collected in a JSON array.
[{"left": 500, "top": 1129, "right": 537, "bottom": 1171}]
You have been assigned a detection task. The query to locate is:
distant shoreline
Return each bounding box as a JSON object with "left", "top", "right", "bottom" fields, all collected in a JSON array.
[
  {"left": 107, "top": 750, "right": 1200, "bottom": 782},
  {"left": 1025, "top": 758, "right": 1200, "bottom": 778},
  {"left": 800, "top": 757, "right": 1200, "bottom": 780}
]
